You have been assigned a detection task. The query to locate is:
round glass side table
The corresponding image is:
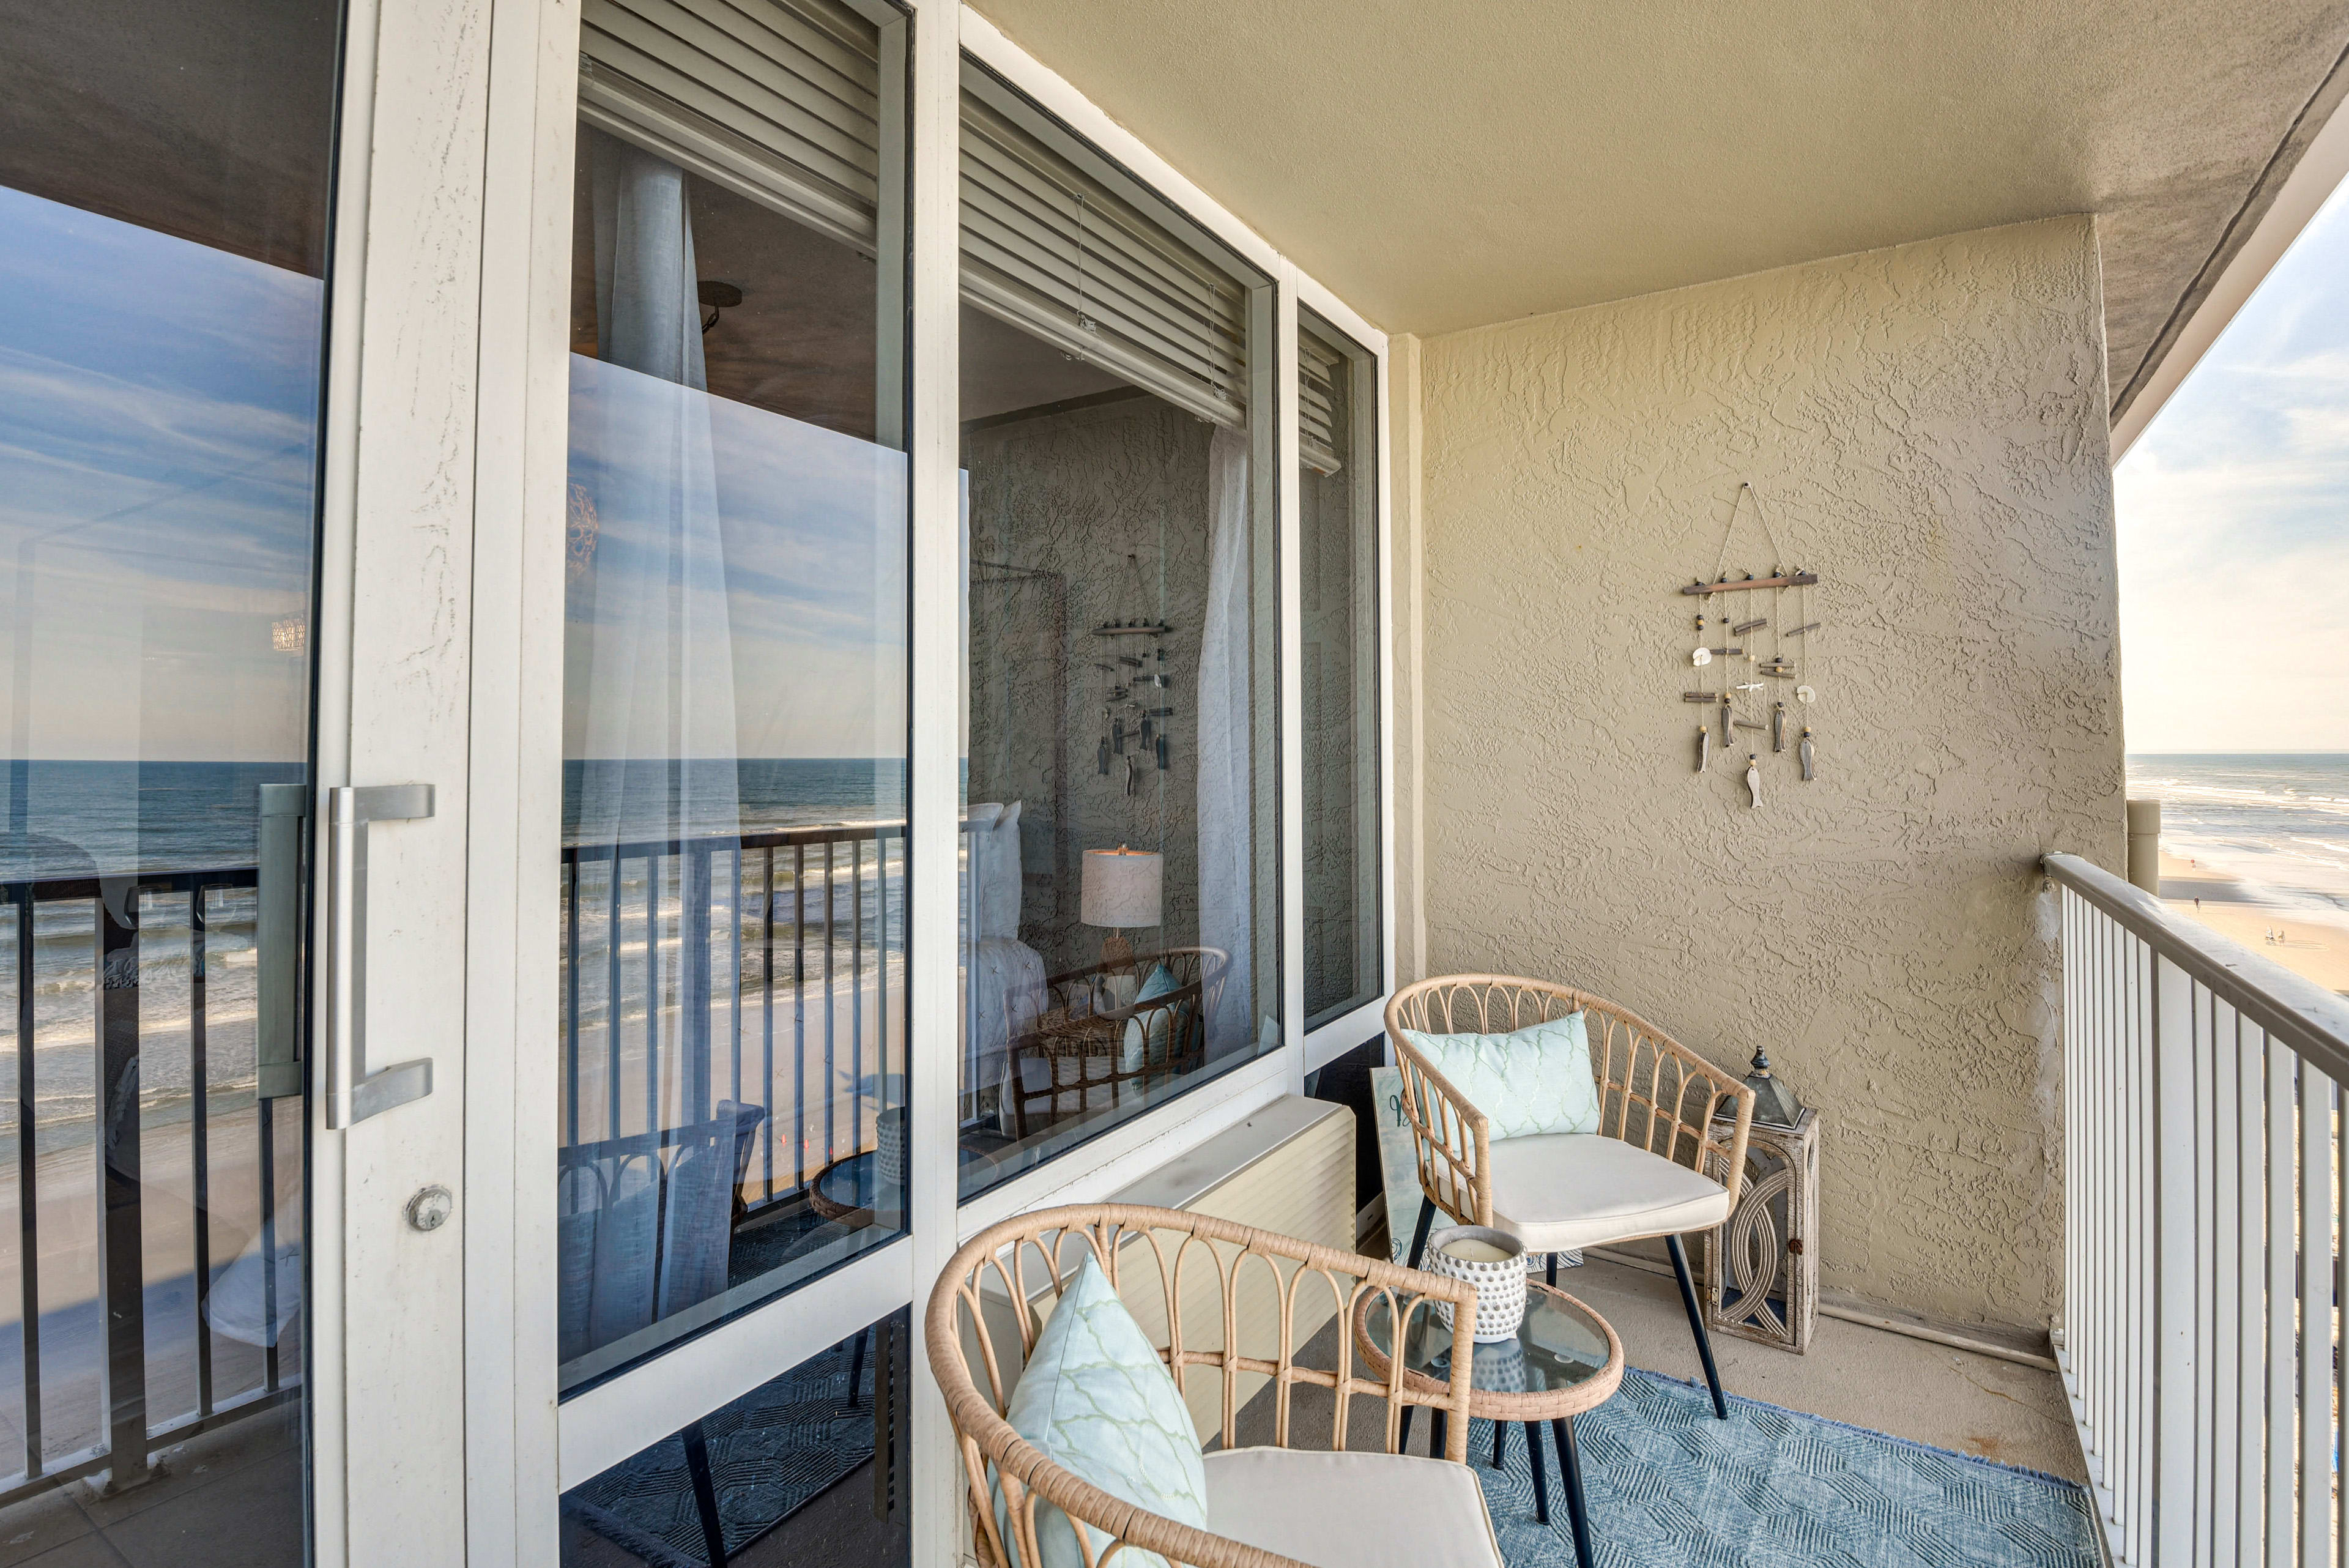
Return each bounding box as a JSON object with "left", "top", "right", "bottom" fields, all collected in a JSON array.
[
  {"left": 1354, "top": 1282, "right": 1624, "bottom": 1567},
  {"left": 808, "top": 1143, "right": 995, "bottom": 1225}
]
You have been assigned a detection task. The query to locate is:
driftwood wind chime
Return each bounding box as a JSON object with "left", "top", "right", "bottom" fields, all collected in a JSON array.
[
  {"left": 1682, "top": 485, "right": 1820, "bottom": 804},
  {"left": 1092, "top": 552, "right": 1174, "bottom": 796}
]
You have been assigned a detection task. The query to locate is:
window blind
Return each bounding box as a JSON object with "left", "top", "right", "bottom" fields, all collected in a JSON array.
[
  {"left": 1299, "top": 329, "right": 1346, "bottom": 475},
  {"left": 959, "top": 83, "right": 1250, "bottom": 430},
  {"left": 578, "top": 0, "right": 885, "bottom": 253}
]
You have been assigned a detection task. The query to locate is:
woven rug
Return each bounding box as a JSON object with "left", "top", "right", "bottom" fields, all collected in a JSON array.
[
  {"left": 1474, "top": 1369, "right": 2102, "bottom": 1568},
  {"left": 562, "top": 1330, "right": 875, "bottom": 1567}
]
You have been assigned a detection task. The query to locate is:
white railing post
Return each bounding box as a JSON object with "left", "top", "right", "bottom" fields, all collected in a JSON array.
[{"left": 2151, "top": 945, "right": 2198, "bottom": 1566}]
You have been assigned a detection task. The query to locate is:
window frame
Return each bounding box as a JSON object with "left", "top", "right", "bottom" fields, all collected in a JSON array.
[{"left": 486, "top": 0, "right": 1395, "bottom": 1540}]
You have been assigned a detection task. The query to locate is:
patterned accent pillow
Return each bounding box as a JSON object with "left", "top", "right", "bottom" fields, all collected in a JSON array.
[
  {"left": 995, "top": 1253, "right": 1208, "bottom": 1568},
  {"left": 1400, "top": 1012, "right": 1601, "bottom": 1139},
  {"left": 1119, "top": 963, "right": 1181, "bottom": 1073}
]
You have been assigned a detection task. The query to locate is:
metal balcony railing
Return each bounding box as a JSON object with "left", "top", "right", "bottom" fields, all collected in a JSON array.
[
  {"left": 2046, "top": 851, "right": 2345, "bottom": 1566},
  {"left": 0, "top": 866, "right": 297, "bottom": 1505},
  {"left": 558, "top": 820, "right": 910, "bottom": 1213}
]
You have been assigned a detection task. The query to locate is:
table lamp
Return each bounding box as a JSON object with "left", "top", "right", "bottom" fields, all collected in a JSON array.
[{"left": 1080, "top": 844, "right": 1161, "bottom": 969}]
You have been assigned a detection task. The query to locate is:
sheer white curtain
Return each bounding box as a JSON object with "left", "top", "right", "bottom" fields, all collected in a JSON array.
[
  {"left": 573, "top": 133, "right": 742, "bottom": 856},
  {"left": 1197, "top": 422, "right": 1253, "bottom": 1051},
  {"left": 560, "top": 135, "right": 744, "bottom": 1362}
]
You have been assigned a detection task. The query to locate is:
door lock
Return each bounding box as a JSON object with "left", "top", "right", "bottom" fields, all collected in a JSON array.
[{"left": 406, "top": 1185, "right": 454, "bottom": 1232}]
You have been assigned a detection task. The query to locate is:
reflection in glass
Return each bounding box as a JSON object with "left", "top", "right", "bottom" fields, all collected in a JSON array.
[
  {"left": 1299, "top": 314, "right": 1381, "bottom": 1028},
  {"left": 557, "top": 0, "right": 911, "bottom": 1394},
  {"left": 561, "top": 1309, "right": 911, "bottom": 1567},
  {"left": 956, "top": 63, "right": 1282, "bottom": 1199},
  {"left": 0, "top": 0, "right": 338, "bottom": 1555}
]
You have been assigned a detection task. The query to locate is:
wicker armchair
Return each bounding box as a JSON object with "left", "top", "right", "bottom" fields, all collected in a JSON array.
[
  {"left": 1004, "top": 947, "right": 1227, "bottom": 1140},
  {"left": 1389, "top": 975, "right": 1755, "bottom": 1418},
  {"left": 928, "top": 1203, "right": 1502, "bottom": 1568}
]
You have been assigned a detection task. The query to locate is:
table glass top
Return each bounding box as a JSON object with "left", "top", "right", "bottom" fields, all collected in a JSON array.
[
  {"left": 817, "top": 1143, "right": 993, "bottom": 1207},
  {"left": 1362, "top": 1286, "right": 1611, "bottom": 1396}
]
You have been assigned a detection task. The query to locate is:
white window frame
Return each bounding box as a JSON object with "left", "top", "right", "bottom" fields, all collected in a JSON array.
[{"left": 463, "top": 0, "right": 1397, "bottom": 1552}]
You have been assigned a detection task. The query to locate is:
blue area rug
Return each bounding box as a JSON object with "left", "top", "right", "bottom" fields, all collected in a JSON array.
[
  {"left": 1474, "top": 1369, "right": 2101, "bottom": 1568},
  {"left": 562, "top": 1330, "right": 875, "bottom": 1567}
]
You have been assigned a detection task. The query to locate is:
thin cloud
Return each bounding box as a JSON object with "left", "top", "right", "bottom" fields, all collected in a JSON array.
[{"left": 2118, "top": 176, "right": 2349, "bottom": 753}]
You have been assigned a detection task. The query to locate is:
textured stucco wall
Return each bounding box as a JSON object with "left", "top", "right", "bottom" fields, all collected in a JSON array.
[{"left": 1413, "top": 217, "right": 2124, "bottom": 1328}]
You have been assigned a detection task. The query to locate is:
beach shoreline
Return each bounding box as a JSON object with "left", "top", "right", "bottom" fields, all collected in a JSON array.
[{"left": 2159, "top": 848, "right": 2349, "bottom": 994}]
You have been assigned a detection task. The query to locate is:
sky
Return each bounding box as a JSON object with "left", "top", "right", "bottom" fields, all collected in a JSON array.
[
  {"left": 0, "top": 177, "right": 907, "bottom": 768},
  {"left": 0, "top": 184, "right": 323, "bottom": 764},
  {"left": 2116, "top": 177, "right": 2349, "bottom": 755}
]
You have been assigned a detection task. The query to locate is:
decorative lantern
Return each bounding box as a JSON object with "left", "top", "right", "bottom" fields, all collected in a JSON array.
[{"left": 1742, "top": 1046, "right": 1803, "bottom": 1129}]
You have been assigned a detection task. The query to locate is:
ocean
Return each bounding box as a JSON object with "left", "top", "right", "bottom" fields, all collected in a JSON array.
[{"left": 2125, "top": 754, "right": 2349, "bottom": 921}]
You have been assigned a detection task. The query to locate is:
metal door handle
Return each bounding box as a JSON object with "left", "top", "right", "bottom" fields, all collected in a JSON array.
[{"left": 325, "top": 783, "right": 436, "bottom": 1129}]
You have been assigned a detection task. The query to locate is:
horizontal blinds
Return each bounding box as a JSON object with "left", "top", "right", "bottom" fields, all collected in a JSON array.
[
  {"left": 960, "top": 91, "right": 1249, "bottom": 429},
  {"left": 1299, "top": 329, "right": 1346, "bottom": 475},
  {"left": 579, "top": 0, "right": 883, "bottom": 252}
]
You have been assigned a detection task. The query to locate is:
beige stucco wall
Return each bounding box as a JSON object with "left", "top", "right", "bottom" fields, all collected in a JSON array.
[{"left": 1403, "top": 215, "right": 2124, "bottom": 1328}]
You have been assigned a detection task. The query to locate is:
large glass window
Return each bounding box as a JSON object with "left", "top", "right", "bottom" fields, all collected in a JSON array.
[
  {"left": 955, "top": 63, "right": 1281, "bottom": 1198},
  {"left": 0, "top": 0, "right": 339, "bottom": 1553},
  {"left": 1299, "top": 313, "right": 1381, "bottom": 1029},
  {"left": 556, "top": 0, "right": 911, "bottom": 1393}
]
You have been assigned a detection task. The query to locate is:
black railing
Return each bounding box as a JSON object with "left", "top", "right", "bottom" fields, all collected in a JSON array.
[
  {"left": 558, "top": 820, "right": 909, "bottom": 1213},
  {"left": 0, "top": 866, "right": 295, "bottom": 1504},
  {"left": 0, "top": 819, "right": 918, "bottom": 1499}
]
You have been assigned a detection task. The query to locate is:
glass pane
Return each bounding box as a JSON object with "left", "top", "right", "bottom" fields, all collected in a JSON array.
[
  {"left": 0, "top": 0, "right": 338, "bottom": 1556},
  {"left": 557, "top": 0, "right": 911, "bottom": 1393},
  {"left": 1299, "top": 313, "right": 1381, "bottom": 1029},
  {"left": 956, "top": 64, "right": 1282, "bottom": 1199},
  {"left": 561, "top": 1309, "right": 911, "bottom": 1567}
]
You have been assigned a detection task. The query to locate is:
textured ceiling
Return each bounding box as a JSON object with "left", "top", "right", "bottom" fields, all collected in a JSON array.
[{"left": 970, "top": 0, "right": 2349, "bottom": 406}]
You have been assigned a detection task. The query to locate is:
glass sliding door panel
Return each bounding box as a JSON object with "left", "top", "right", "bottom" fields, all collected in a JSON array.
[
  {"left": 1298, "top": 313, "right": 1381, "bottom": 1030},
  {"left": 560, "top": 1307, "right": 911, "bottom": 1566},
  {"left": 0, "top": 0, "right": 340, "bottom": 1556},
  {"left": 956, "top": 61, "right": 1282, "bottom": 1199},
  {"left": 557, "top": 0, "right": 911, "bottom": 1393}
]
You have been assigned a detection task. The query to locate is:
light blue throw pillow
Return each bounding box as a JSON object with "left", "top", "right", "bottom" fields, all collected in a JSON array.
[
  {"left": 994, "top": 1253, "right": 1208, "bottom": 1568},
  {"left": 1400, "top": 1011, "right": 1602, "bottom": 1139},
  {"left": 1119, "top": 963, "right": 1180, "bottom": 1073}
]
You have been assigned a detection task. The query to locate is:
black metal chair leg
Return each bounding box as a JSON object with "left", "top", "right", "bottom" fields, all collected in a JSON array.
[
  {"left": 1397, "top": 1199, "right": 1444, "bottom": 1457},
  {"left": 1406, "top": 1199, "right": 1436, "bottom": 1269},
  {"left": 1546, "top": 1251, "right": 1557, "bottom": 1287},
  {"left": 681, "top": 1421, "right": 728, "bottom": 1568},
  {"left": 1430, "top": 1410, "right": 1448, "bottom": 1462},
  {"left": 1551, "top": 1418, "right": 1594, "bottom": 1568},
  {"left": 1666, "top": 1233, "right": 1728, "bottom": 1419},
  {"left": 842, "top": 1326, "right": 868, "bottom": 1411},
  {"left": 1491, "top": 1416, "right": 1507, "bottom": 1468},
  {"left": 1524, "top": 1418, "right": 1549, "bottom": 1525}
]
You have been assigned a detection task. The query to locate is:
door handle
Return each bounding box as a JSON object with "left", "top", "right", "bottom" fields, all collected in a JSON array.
[
  {"left": 325, "top": 783, "right": 436, "bottom": 1129},
  {"left": 256, "top": 784, "right": 310, "bottom": 1100}
]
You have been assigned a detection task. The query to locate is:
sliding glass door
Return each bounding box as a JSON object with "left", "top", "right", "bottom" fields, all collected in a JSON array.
[
  {"left": 0, "top": 0, "right": 339, "bottom": 1558},
  {"left": 554, "top": 2, "right": 916, "bottom": 1556}
]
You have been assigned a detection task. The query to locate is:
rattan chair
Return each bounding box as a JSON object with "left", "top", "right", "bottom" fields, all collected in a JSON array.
[
  {"left": 1389, "top": 975, "right": 1755, "bottom": 1418},
  {"left": 1004, "top": 947, "right": 1227, "bottom": 1139},
  {"left": 928, "top": 1203, "right": 1501, "bottom": 1568}
]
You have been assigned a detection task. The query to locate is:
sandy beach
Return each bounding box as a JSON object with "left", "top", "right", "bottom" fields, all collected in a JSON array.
[{"left": 2159, "top": 848, "right": 2349, "bottom": 994}]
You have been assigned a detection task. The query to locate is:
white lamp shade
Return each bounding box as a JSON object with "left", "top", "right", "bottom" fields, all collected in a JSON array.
[{"left": 1081, "top": 847, "right": 1162, "bottom": 928}]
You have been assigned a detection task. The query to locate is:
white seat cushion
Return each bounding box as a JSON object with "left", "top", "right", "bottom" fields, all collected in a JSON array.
[
  {"left": 1203, "top": 1448, "right": 1503, "bottom": 1568},
  {"left": 1484, "top": 1132, "right": 1732, "bottom": 1253}
]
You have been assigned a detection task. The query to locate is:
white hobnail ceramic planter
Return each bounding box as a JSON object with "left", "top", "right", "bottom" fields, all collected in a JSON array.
[{"left": 1427, "top": 1225, "right": 1529, "bottom": 1342}]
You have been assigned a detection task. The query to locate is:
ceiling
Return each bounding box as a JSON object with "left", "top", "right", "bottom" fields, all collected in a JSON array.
[{"left": 970, "top": 0, "right": 2349, "bottom": 418}]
